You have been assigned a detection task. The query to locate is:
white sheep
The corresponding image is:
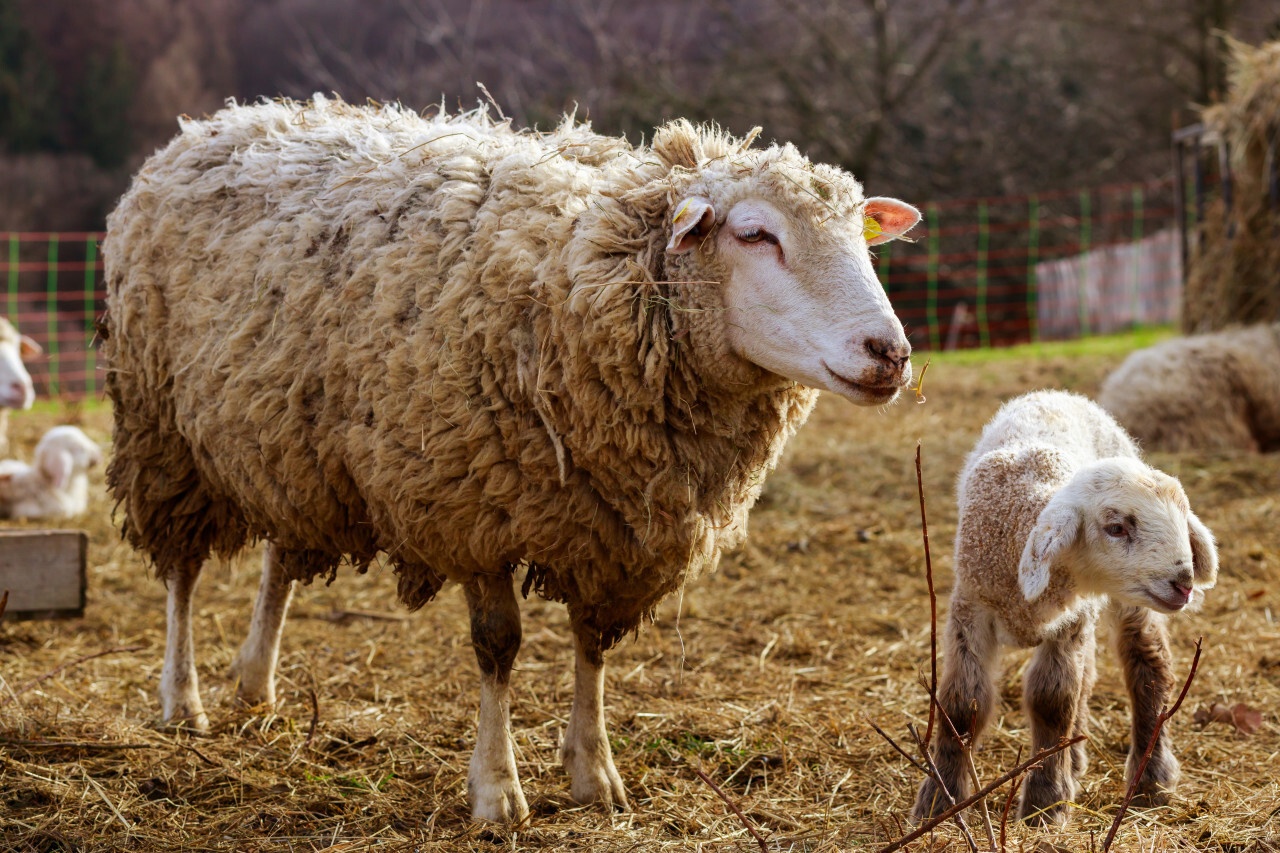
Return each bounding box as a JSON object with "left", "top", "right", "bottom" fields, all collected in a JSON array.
[
  {"left": 101, "top": 96, "right": 921, "bottom": 822},
  {"left": 0, "top": 425, "right": 104, "bottom": 519},
  {"left": 0, "top": 316, "right": 43, "bottom": 458},
  {"left": 1098, "top": 322, "right": 1280, "bottom": 453},
  {"left": 913, "top": 391, "right": 1217, "bottom": 827}
]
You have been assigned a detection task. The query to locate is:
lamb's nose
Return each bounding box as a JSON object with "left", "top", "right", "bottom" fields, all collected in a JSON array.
[
  {"left": 1170, "top": 579, "right": 1192, "bottom": 604},
  {"left": 865, "top": 337, "right": 911, "bottom": 370}
]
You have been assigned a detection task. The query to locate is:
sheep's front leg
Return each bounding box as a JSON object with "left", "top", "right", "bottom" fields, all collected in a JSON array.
[
  {"left": 562, "top": 630, "right": 628, "bottom": 810},
  {"left": 1112, "top": 605, "right": 1179, "bottom": 806},
  {"left": 913, "top": 600, "right": 998, "bottom": 823},
  {"left": 229, "top": 541, "right": 295, "bottom": 709},
  {"left": 160, "top": 561, "right": 210, "bottom": 732},
  {"left": 1019, "top": 614, "right": 1092, "bottom": 826},
  {"left": 465, "top": 570, "right": 528, "bottom": 823}
]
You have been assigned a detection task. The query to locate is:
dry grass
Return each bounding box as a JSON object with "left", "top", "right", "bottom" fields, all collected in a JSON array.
[{"left": 2, "top": 339, "right": 1278, "bottom": 852}]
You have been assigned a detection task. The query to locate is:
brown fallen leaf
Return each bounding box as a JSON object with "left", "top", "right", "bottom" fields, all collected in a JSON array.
[{"left": 1192, "top": 702, "right": 1264, "bottom": 735}]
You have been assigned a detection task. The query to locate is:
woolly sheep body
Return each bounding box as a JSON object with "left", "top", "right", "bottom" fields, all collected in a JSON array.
[
  {"left": 1098, "top": 323, "right": 1280, "bottom": 453},
  {"left": 914, "top": 391, "right": 1217, "bottom": 827},
  {"left": 103, "top": 96, "right": 918, "bottom": 821}
]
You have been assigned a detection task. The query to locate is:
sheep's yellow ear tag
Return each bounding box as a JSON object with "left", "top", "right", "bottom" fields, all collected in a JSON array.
[{"left": 863, "top": 215, "right": 884, "bottom": 243}]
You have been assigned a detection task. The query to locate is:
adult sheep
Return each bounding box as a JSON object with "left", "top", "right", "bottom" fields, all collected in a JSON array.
[
  {"left": 102, "top": 96, "right": 920, "bottom": 822},
  {"left": 1098, "top": 323, "right": 1280, "bottom": 453},
  {"left": 0, "top": 316, "right": 43, "bottom": 457}
]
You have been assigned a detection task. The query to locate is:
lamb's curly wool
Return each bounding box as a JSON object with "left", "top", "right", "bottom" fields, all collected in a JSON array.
[
  {"left": 102, "top": 96, "right": 863, "bottom": 645},
  {"left": 1098, "top": 323, "right": 1280, "bottom": 453}
]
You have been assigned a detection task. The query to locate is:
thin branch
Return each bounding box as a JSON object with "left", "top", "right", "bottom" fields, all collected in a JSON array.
[
  {"left": 998, "top": 747, "right": 1024, "bottom": 853},
  {"left": 1101, "top": 637, "right": 1203, "bottom": 852},
  {"left": 691, "top": 763, "right": 769, "bottom": 853},
  {"left": 0, "top": 645, "right": 145, "bottom": 707},
  {"left": 908, "top": 723, "right": 979, "bottom": 853},
  {"left": 915, "top": 442, "right": 938, "bottom": 748},
  {"left": 865, "top": 716, "right": 928, "bottom": 776},
  {"left": 878, "top": 735, "right": 1086, "bottom": 853},
  {"left": 0, "top": 588, "right": 8, "bottom": 620}
]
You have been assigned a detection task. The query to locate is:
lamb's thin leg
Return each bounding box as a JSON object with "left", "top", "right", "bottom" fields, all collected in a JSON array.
[
  {"left": 562, "top": 629, "right": 628, "bottom": 809},
  {"left": 1019, "top": 613, "right": 1092, "bottom": 826},
  {"left": 464, "top": 570, "right": 528, "bottom": 823},
  {"left": 229, "top": 541, "right": 295, "bottom": 709},
  {"left": 913, "top": 599, "right": 999, "bottom": 823},
  {"left": 159, "top": 561, "right": 210, "bottom": 732},
  {"left": 1112, "top": 605, "right": 1179, "bottom": 806},
  {"left": 1070, "top": 620, "right": 1098, "bottom": 782}
]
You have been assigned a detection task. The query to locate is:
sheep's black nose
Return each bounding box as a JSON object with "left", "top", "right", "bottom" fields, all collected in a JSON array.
[{"left": 865, "top": 337, "right": 911, "bottom": 370}]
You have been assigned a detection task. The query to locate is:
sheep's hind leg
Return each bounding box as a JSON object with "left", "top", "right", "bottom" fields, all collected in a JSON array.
[
  {"left": 913, "top": 600, "right": 999, "bottom": 823},
  {"left": 1019, "top": 614, "right": 1091, "bottom": 827},
  {"left": 159, "top": 560, "right": 210, "bottom": 732},
  {"left": 1112, "top": 605, "right": 1179, "bottom": 806},
  {"left": 229, "top": 541, "right": 295, "bottom": 710},
  {"left": 465, "top": 569, "right": 529, "bottom": 823},
  {"left": 562, "top": 629, "right": 628, "bottom": 810}
]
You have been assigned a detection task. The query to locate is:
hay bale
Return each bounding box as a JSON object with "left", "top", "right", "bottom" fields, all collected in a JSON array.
[{"left": 1183, "top": 39, "right": 1280, "bottom": 333}]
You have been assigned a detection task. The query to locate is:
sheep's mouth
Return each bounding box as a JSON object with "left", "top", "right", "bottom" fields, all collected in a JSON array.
[
  {"left": 1145, "top": 581, "right": 1193, "bottom": 613},
  {"left": 821, "top": 362, "right": 902, "bottom": 404}
]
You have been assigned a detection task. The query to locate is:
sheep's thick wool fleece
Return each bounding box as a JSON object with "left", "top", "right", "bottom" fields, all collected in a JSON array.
[
  {"left": 102, "top": 97, "right": 843, "bottom": 643},
  {"left": 1099, "top": 322, "right": 1280, "bottom": 453},
  {"left": 954, "top": 392, "right": 1140, "bottom": 646}
]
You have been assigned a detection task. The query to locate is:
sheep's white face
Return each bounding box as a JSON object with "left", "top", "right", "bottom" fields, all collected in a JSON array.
[
  {"left": 1020, "top": 459, "right": 1218, "bottom": 613},
  {"left": 0, "top": 331, "right": 41, "bottom": 409},
  {"left": 667, "top": 196, "right": 918, "bottom": 405}
]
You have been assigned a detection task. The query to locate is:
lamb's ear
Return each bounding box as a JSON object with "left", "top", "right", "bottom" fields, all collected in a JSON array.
[
  {"left": 666, "top": 197, "right": 715, "bottom": 255},
  {"left": 39, "top": 448, "right": 74, "bottom": 491},
  {"left": 1018, "top": 496, "right": 1082, "bottom": 602},
  {"left": 863, "top": 198, "right": 921, "bottom": 246},
  {"left": 18, "top": 335, "right": 42, "bottom": 360},
  {"left": 1186, "top": 509, "right": 1218, "bottom": 589}
]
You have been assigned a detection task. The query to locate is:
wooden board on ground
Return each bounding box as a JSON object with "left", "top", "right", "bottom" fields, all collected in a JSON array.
[{"left": 0, "top": 530, "right": 88, "bottom": 621}]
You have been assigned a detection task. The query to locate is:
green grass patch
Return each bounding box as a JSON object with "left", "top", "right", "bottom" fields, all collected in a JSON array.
[{"left": 925, "top": 325, "right": 1176, "bottom": 366}]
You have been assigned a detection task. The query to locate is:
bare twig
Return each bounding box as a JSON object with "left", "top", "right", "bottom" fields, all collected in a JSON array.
[
  {"left": 0, "top": 588, "right": 8, "bottom": 620},
  {"left": 0, "top": 739, "right": 160, "bottom": 752},
  {"left": 878, "top": 735, "right": 1086, "bottom": 853},
  {"left": 302, "top": 688, "right": 320, "bottom": 749},
  {"left": 998, "top": 748, "right": 1024, "bottom": 853},
  {"left": 914, "top": 442, "right": 938, "bottom": 748},
  {"left": 691, "top": 763, "right": 769, "bottom": 853},
  {"left": 0, "top": 645, "right": 145, "bottom": 707},
  {"left": 907, "top": 724, "right": 979, "bottom": 853},
  {"left": 865, "top": 716, "right": 927, "bottom": 775},
  {"left": 1101, "top": 637, "right": 1203, "bottom": 852}
]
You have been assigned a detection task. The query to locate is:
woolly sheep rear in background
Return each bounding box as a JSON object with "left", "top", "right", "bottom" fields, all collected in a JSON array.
[
  {"left": 913, "top": 391, "right": 1217, "bottom": 828},
  {"left": 102, "top": 96, "right": 921, "bottom": 822},
  {"left": 0, "top": 316, "right": 43, "bottom": 458},
  {"left": 0, "top": 425, "right": 103, "bottom": 519},
  {"left": 1098, "top": 322, "right": 1280, "bottom": 453}
]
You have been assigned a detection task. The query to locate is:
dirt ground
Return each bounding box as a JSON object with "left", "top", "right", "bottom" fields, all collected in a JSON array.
[{"left": 1, "top": 336, "right": 1277, "bottom": 852}]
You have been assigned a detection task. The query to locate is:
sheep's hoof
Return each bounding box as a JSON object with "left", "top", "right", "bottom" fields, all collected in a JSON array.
[
  {"left": 1128, "top": 784, "right": 1173, "bottom": 809},
  {"left": 161, "top": 709, "right": 211, "bottom": 735},
  {"left": 911, "top": 778, "right": 953, "bottom": 824},
  {"left": 469, "top": 776, "right": 530, "bottom": 824},
  {"left": 569, "top": 762, "right": 629, "bottom": 811},
  {"left": 1018, "top": 801, "right": 1071, "bottom": 828}
]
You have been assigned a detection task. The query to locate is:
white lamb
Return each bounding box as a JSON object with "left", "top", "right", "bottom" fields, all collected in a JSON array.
[
  {"left": 913, "top": 391, "right": 1218, "bottom": 827},
  {"left": 0, "top": 425, "right": 104, "bottom": 519}
]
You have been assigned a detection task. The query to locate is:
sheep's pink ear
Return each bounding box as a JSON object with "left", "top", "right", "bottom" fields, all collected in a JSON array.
[
  {"left": 40, "top": 449, "right": 74, "bottom": 490},
  {"left": 1186, "top": 509, "right": 1218, "bottom": 589},
  {"left": 666, "top": 197, "right": 715, "bottom": 255},
  {"left": 1018, "top": 498, "right": 1081, "bottom": 602},
  {"left": 863, "top": 198, "right": 921, "bottom": 246},
  {"left": 19, "top": 335, "right": 42, "bottom": 360}
]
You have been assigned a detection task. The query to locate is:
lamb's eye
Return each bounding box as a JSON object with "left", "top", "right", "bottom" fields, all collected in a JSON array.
[
  {"left": 737, "top": 228, "right": 776, "bottom": 245},
  {"left": 1104, "top": 523, "right": 1127, "bottom": 538}
]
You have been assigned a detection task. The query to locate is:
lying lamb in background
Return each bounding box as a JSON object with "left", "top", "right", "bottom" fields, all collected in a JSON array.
[
  {"left": 0, "top": 425, "right": 103, "bottom": 519},
  {"left": 0, "top": 316, "right": 43, "bottom": 458},
  {"left": 1098, "top": 322, "right": 1280, "bottom": 453},
  {"left": 913, "top": 391, "right": 1218, "bottom": 828}
]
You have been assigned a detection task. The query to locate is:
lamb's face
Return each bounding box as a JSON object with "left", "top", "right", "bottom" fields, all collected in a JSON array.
[
  {"left": 35, "top": 426, "right": 104, "bottom": 489},
  {"left": 0, "top": 327, "right": 40, "bottom": 410},
  {"left": 1067, "top": 461, "right": 1218, "bottom": 613},
  {"left": 666, "top": 195, "right": 918, "bottom": 405}
]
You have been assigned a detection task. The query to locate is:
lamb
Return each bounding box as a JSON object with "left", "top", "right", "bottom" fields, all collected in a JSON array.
[
  {"left": 0, "top": 316, "right": 43, "bottom": 458},
  {"left": 101, "top": 95, "right": 921, "bottom": 822},
  {"left": 1098, "top": 323, "right": 1280, "bottom": 453},
  {"left": 913, "top": 391, "right": 1217, "bottom": 828},
  {"left": 0, "top": 425, "right": 103, "bottom": 519}
]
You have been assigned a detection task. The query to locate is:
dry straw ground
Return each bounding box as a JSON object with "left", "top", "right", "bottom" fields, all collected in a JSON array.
[{"left": 2, "top": 332, "right": 1278, "bottom": 852}]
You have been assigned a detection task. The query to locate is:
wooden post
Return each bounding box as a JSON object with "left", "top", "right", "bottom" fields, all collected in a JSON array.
[{"left": 0, "top": 530, "right": 88, "bottom": 621}]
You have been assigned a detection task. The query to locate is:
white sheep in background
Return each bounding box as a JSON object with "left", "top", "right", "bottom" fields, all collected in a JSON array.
[
  {"left": 913, "top": 391, "right": 1217, "bottom": 828},
  {"left": 0, "top": 425, "right": 103, "bottom": 519},
  {"left": 1098, "top": 322, "right": 1280, "bottom": 453},
  {"left": 0, "top": 316, "right": 43, "bottom": 458},
  {"left": 102, "top": 96, "right": 921, "bottom": 822}
]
